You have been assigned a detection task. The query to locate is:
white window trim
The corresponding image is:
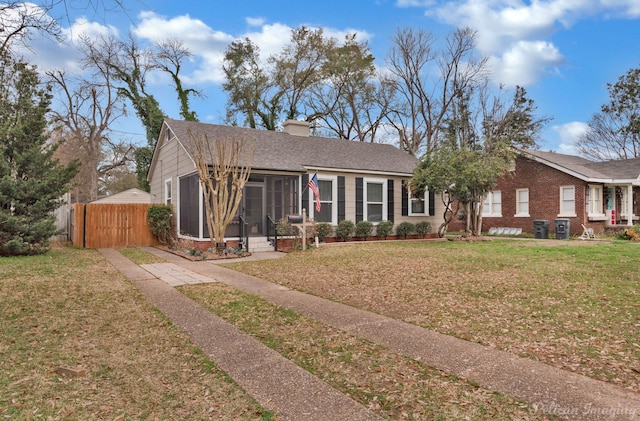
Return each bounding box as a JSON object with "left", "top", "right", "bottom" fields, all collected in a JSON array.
[
  {"left": 164, "top": 177, "right": 172, "bottom": 205},
  {"left": 483, "top": 190, "right": 502, "bottom": 217},
  {"left": 558, "top": 185, "right": 577, "bottom": 217},
  {"left": 514, "top": 188, "right": 529, "bottom": 217},
  {"left": 309, "top": 174, "right": 338, "bottom": 225},
  {"left": 363, "top": 177, "right": 388, "bottom": 223},
  {"left": 587, "top": 184, "right": 606, "bottom": 220},
  {"left": 409, "top": 190, "right": 429, "bottom": 216}
]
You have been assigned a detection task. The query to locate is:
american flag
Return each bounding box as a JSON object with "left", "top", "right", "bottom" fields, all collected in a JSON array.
[{"left": 308, "top": 173, "right": 321, "bottom": 212}]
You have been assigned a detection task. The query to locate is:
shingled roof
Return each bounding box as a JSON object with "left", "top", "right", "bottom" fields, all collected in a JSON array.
[
  {"left": 521, "top": 149, "right": 640, "bottom": 183},
  {"left": 164, "top": 119, "right": 418, "bottom": 175}
]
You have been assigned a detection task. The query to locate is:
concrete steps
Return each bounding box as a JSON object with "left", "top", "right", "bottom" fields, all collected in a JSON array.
[{"left": 247, "top": 237, "right": 275, "bottom": 252}]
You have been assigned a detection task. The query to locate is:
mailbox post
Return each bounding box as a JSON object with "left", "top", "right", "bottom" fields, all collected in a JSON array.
[{"left": 288, "top": 209, "right": 315, "bottom": 250}]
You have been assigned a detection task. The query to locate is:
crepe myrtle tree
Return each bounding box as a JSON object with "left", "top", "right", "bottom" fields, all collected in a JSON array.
[{"left": 188, "top": 129, "right": 254, "bottom": 253}]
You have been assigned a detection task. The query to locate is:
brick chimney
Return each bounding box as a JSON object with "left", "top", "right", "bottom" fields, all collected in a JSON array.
[{"left": 282, "top": 119, "right": 309, "bottom": 137}]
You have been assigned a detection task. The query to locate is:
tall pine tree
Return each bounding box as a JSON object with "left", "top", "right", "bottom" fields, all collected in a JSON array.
[{"left": 0, "top": 56, "right": 79, "bottom": 256}]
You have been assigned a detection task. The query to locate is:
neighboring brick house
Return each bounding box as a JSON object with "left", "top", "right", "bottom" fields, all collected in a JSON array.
[
  {"left": 482, "top": 149, "right": 640, "bottom": 236},
  {"left": 147, "top": 119, "right": 437, "bottom": 251}
]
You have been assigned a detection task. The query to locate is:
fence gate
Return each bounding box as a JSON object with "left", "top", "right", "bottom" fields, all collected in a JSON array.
[{"left": 73, "top": 203, "right": 158, "bottom": 248}]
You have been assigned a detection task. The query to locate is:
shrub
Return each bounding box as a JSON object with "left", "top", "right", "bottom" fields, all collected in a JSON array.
[
  {"left": 355, "top": 220, "right": 374, "bottom": 239},
  {"left": 336, "top": 220, "right": 355, "bottom": 242},
  {"left": 396, "top": 221, "right": 415, "bottom": 239},
  {"left": 276, "top": 218, "right": 300, "bottom": 236},
  {"left": 415, "top": 221, "right": 431, "bottom": 237},
  {"left": 148, "top": 205, "right": 173, "bottom": 244},
  {"left": 315, "top": 222, "right": 333, "bottom": 242},
  {"left": 376, "top": 220, "right": 394, "bottom": 239},
  {"left": 615, "top": 225, "right": 640, "bottom": 241}
]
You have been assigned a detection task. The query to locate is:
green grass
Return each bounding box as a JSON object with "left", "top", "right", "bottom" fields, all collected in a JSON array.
[
  {"left": 181, "top": 282, "right": 538, "bottom": 420},
  {"left": 224, "top": 239, "right": 640, "bottom": 393},
  {"left": 117, "top": 246, "right": 166, "bottom": 264},
  {"left": 0, "top": 244, "right": 275, "bottom": 420}
]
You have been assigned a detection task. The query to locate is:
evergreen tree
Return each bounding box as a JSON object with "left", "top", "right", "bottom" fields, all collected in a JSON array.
[{"left": 0, "top": 56, "right": 79, "bottom": 256}]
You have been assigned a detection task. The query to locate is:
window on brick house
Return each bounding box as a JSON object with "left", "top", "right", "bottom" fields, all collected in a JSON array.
[
  {"left": 482, "top": 191, "right": 502, "bottom": 217},
  {"left": 586, "top": 185, "right": 605, "bottom": 219},
  {"left": 559, "top": 186, "right": 576, "bottom": 217},
  {"left": 515, "top": 188, "right": 529, "bottom": 217}
]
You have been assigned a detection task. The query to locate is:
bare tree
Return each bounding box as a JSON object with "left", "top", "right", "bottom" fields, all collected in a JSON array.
[
  {"left": 0, "top": 1, "right": 138, "bottom": 57},
  {"left": 154, "top": 38, "right": 202, "bottom": 121},
  {"left": 577, "top": 112, "right": 638, "bottom": 161},
  {"left": 48, "top": 34, "right": 133, "bottom": 202},
  {"left": 188, "top": 131, "right": 254, "bottom": 252},
  {"left": 576, "top": 67, "right": 640, "bottom": 160},
  {"left": 385, "top": 27, "right": 489, "bottom": 157},
  {"left": 0, "top": 2, "right": 61, "bottom": 56}
]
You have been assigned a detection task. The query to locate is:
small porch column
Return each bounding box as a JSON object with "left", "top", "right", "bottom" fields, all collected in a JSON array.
[{"left": 626, "top": 185, "right": 634, "bottom": 226}]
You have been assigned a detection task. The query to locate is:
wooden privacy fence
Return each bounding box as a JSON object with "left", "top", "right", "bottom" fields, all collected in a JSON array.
[{"left": 73, "top": 203, "right": 158, "bottom": 248}]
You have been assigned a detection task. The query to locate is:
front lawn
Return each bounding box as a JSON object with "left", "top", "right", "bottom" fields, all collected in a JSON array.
[
  {"left": 224, "top": 240, "right": 640, "bottom": 393},
  {"left": 0, "top": 245, "right": 273, "bottom": 420}
]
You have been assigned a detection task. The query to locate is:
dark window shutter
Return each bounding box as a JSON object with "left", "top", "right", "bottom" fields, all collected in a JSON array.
[
  {"left": 338, "top": 176, "right": 345, "bottom": 222},
  {"left": 301, "top": 174, "right": 309, "bottom": 215},
  {"left": 387, "top": 179, "right": 394, "bottom": 223},
  {"left": 401, "top": 180, "right": 409, "bottom": 216},
  {"left": 428, "top": 190, "right": 435, "bottom": 216},
  {"left": 355, "top": 177, "right": 363, "bottom": 223}
]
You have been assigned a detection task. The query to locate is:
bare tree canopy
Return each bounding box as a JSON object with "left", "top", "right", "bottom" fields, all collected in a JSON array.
[
  {"left": 0, "top": 1, "right": 137, "bottom": 56},
  {"left": 385, "top": 27, "right": 489, "bottom": 157},
  {"left": 576, "top": 66, "right": 640, "bottom": 160},
  {"left": 154, "top": 38, "right": 202, "bottom": 122},
  {"left": 47, "top": 34, "right": 133, "bottom": 201},
  {"left": 0, "top": 2, "right": 61, "bottom": 55}
]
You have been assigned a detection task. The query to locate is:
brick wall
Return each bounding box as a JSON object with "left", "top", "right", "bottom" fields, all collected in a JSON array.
[{"left": 483, "top": 156, "right": 590, "bottom": 236}]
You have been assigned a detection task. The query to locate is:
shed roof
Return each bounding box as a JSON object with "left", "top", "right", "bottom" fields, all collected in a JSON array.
[{"left": 164, "top": 119, "right": 418, "bottom": 175}]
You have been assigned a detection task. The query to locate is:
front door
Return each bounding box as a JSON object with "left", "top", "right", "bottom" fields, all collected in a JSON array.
[{"left": 244, "top": 183, "right": 265, "bottom": 236}]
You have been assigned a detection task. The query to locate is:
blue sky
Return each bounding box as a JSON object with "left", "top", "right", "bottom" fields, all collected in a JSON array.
[{"left": 15, "top": 0, "right": 640, "bottom": 154}]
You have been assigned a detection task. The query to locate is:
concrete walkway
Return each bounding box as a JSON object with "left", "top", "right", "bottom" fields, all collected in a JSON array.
[{"left": 99, "top": 247, "right": 640, "bottom": 421}]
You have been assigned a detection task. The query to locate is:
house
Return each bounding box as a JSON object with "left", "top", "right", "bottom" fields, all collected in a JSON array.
[
  {"left": 91, "top": 187, "right": 152, "bottom": 204},
  {"left": 147, "top": 119, "right": 438, "bottom": 250},
  {"left": 483, "top": 149, "right": 640, "bottom": 236}
]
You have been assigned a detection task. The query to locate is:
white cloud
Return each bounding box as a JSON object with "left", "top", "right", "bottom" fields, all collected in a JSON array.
[
  {"left": 489, "top": 40, "right": 564, "bottom": 86},
  {"left": 64, "top": 17, "right": 119, "bottom": 42},
  {"left": 246, "top": 17, "right": 265, "bottom": 27},
  {"left": 396, "top": 0, "right": 436, "bottom": 7},
  {"left": 601, "top": 0, "right": 640, "bottom": 17},
  {"left": 133, "top": 11, "right": 234, "bottom": 84},
  {"left": 242, "top": 22, "right": 293, "bottom": 59},
  {"left": 552, "top": 121, "right": 589, "bottom": 154},
  {"left": 420, "top": 0, "right": 618, "bottom": 87}
]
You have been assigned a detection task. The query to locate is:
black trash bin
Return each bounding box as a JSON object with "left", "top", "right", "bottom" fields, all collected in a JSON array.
[
  {"left": 533, "top": 220, "right": 549, "bottom": 239},
  {"left": 554, "top": 218, "right": 570, "bottom": 240}
]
